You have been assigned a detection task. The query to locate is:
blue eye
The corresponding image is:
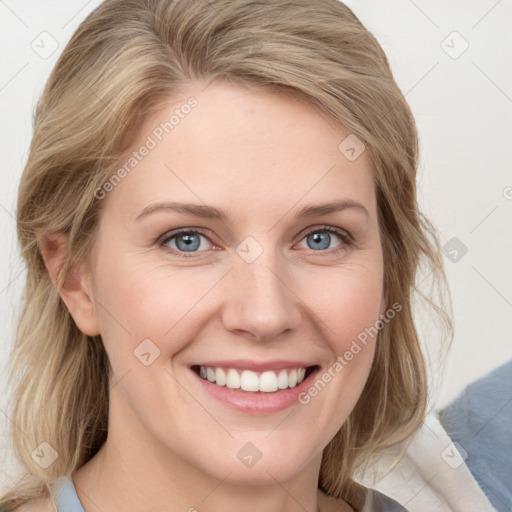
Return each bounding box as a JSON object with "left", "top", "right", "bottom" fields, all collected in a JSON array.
[
  {"left": 160, "top": 230, "right": 212, "bottom": 254},
  {"left": 159, "top": 226, "right": 352, "bottom": 258},
  {"left": 298, "top": 227, "right": 350, "bottom": 252}
]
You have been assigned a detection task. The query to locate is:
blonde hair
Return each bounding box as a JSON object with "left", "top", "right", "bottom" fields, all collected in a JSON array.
[{"left": 1, "top": 0, "right": 453, "bottom": 509}]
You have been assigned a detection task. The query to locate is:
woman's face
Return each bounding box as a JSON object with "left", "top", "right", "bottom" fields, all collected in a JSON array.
[{"left": 84, "top": 80, "right": 386, "bottom": 484}]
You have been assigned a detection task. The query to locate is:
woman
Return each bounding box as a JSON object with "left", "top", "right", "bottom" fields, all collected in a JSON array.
[{"left": 0, "top": 0, "right": 454, "bottom": 510}]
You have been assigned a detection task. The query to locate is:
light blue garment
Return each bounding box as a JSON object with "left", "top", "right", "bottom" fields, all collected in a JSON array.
[
  {"left": 51, "top": 476, "right": 85, "bottom": 512},
  {"left": 439, "top": 359, "right": 512, "bottom": 512},
  {"left": 50, "top": 476, "right": 407, "bottom": 511}
]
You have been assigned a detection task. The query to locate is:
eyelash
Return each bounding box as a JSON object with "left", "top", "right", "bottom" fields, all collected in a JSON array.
[{"left": 158, "top": 225, "right": 353, "bottom": 259}]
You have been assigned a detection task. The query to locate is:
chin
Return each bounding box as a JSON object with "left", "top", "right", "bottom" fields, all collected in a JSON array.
[{"left": 193, "top": 436, "right": 317, "bottom": 485}]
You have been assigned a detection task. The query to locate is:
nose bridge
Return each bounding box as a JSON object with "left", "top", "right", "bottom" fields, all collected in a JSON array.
[{"left": 221, "top": 239, "right": 301, "bottom": 340}]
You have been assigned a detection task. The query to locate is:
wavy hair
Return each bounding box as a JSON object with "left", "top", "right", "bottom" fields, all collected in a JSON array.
[{"left": 1, "top": 0, "right": 452, "bottom": 509}]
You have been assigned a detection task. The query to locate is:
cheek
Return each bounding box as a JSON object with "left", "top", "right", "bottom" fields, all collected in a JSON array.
[
  {"left": 91, "top": 252, "right": 220, "bottom": 358},
  {"left": 290, "top": 268, "right": 383, "bottom": 451},
  {"left": 296, "top": 261, "right": 383, "bottom": 404},
  {"left": 302, "top": 261, "right": 384, "bottom": 350}
]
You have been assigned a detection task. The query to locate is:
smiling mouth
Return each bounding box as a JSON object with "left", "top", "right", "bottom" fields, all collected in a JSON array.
[{"left": 191, "top": 365, "right": 319, "bottom": 393}]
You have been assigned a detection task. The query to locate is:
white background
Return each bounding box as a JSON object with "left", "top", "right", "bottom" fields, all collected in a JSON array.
[{"left": 1, "top": 0, "right": 511, "bottom": 490}]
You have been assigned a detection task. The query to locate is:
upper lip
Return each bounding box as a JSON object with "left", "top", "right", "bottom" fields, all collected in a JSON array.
[{"left": 191, "top": 359, "right": 317, "bottom": 372}]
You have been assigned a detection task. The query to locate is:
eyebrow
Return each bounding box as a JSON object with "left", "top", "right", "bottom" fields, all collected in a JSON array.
[{"left": 135, "top": 199, "right": 370, "bottom": 222}]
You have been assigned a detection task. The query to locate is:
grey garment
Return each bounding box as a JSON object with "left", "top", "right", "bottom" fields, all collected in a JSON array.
[
  {"left": 361, "top": 488, "right": 408, "bottom": 511},
  {"left": 439, "top": 359, "right": 512, "bottom": 512},
  {"left": 52, "top": 476, "right": 407, "bottom": 511}
]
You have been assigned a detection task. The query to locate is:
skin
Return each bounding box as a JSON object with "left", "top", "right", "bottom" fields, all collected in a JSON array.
[{"left": 42, "top": 80, "right": 386, "bottom": 512}]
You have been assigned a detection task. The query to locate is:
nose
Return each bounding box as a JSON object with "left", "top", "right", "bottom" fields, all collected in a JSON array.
[{"left": 221, "top": 249, "right": 302, "bottom": 342}]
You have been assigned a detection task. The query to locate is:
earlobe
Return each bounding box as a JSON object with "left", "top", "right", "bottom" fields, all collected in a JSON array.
[{"left": 39, "top": 231, "right": 101, "bottom": 337}]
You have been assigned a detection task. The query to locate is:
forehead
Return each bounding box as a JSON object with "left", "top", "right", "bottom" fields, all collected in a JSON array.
[{"left": 103, "top": 80, "right": 376, "bottom": 222}]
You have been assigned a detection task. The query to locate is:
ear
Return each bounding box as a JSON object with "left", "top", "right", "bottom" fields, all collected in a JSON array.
[{"left": 39, "top": 231, "right": 101, "bottom": 337}]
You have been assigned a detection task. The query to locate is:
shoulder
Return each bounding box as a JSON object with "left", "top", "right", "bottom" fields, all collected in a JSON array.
[{"left": 439, "top": 359, "right": 512, "bottom": 511}]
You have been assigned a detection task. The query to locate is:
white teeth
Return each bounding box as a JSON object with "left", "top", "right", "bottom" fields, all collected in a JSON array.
[
  {"left": 215, "top": 367, "right": 226, "bottom": 386},
  {"left": 240, "top": 370, "right": 259, "bottom": 392},
  {"left": 226, "top": 368, "right": 240, "bottom": 389},
  {"left": 206, "top": 367, "right": 216, "bottom": 382},
  {"left": 259, "top": 371, "right": 278, "bottom": 392},
  {"left": 197, "top": 365, "right": 311, "bottom": 392},
  {"left": 277, "top": 369, "right": 288, "bottom": 389}
]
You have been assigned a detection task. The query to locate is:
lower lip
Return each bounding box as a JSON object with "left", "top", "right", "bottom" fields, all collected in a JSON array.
[{"left": 190, "top": 367, "right": 320, "bottom": 415}]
